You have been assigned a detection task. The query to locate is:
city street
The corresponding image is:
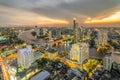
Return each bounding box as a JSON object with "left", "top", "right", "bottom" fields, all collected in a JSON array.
[{"left": 0, "top": 55, "right": 10, "bottom": 80}]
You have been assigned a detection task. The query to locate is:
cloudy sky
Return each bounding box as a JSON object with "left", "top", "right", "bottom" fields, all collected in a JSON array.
[{"left": 0, "top": 0, "right": 120, "bottom": 26}]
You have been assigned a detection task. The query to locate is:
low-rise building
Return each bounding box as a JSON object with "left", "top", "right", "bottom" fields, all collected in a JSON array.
[
  {"left": 44, "top": 48, "right": 58, "bottom": 60},
  {"left": 30, "top": 70, "right": 50, "bottom": 80},
  {"left": 63, "top": 68, "right": 87, "bottom": 80}
]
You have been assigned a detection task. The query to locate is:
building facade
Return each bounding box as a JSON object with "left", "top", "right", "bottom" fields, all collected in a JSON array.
[
  {"left": 98, "top": 29, "right": 108, "bottom": 45},
  {"left": 34, "top": 26, "right": 40, "bottom": 37},
  {"left": 44, "top": 48, "right": 58, "bottom": 60},
  {"left": 49, "top": 31, "right": 52, "bottom": 41},
  {"left": 69, "top": 43, "right": 89, "bottom": 64},
  {"left": 103, "top": 53, "right": 112, "bottom": 71},
  {"left": 17, "top": 46, "right": 34, "bottom": 68}
]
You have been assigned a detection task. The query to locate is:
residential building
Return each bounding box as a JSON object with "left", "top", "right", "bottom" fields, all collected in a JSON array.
[
  {"left": 69, "top": 43, "right": 89, "bottom": 64},
  {"left": 103, "top": 53, "right": 112, "bottom": 71},
  {"left": 98, "top": 29, "right": 108, "bottom": 45},
  {"left": 17, "top": 46, "right": 34, "bottom": 68},
  {"left": 44, "top": 48, "right": 58, "bottom": 60},
  {"left": 30, "top": 70, "right": 50, "bottom": 80}
]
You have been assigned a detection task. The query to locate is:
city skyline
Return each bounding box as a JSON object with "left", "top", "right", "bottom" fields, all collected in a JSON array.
[{"left": 0, "top": 0, "right": 120, "bottom": 26}]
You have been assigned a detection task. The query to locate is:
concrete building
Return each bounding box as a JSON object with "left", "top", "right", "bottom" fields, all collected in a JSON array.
[
  {"left": 43, "top": 28, "right": 47, "bottom": 36},
  {"left": 49, "top": 30, "right": 52, "bottom": 41},
  {"left": 56, "top": 28, "right": 61, "bottom": 39},
  {"left": 44, "top": 48, "right": 58, "bottom": 60},
  {"left": 69, "top": 43, "right": 89, "bottom": 64},
  {"left": 34, "top": 26, "right": 40, "bottom": 37},
  {"left": 17, "top": 46, "right": 34, "bottom": 68},
  {"left": 98, "top": 29, "right": 108, "bottom": 45},
  {"left": 30, "top": 70, "right": 50, "bottom": 80},
  {"left": 73, "top": 18, "right": 78, "bottom": 43},
  {"left": 64, "top": 68, "right": 87, "bottom": 80},
  {"left": 103, "top": 53, "right": 112, "bottom": 71}
]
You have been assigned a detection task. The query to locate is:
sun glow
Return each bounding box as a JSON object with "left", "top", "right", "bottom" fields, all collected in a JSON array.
[
  {"left": 84, "top": 11, "right": 120, "bottom": 24},
  {"left": 37, "top": 17, "right": 69, "bottom": 25}
]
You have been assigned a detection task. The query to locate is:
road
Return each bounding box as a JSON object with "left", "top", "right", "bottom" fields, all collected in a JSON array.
[
  {"left": 0, "top": 52, "right": 16, "bottom": 80},
  {"left": 0, "top": 55, "right": 10, "bottom": 80}
]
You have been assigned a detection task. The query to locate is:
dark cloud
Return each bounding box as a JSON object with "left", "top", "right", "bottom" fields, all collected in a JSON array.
[
  {"left": 59, "top": 0, "right": 118, "bottom": 16},
  {"left": 0, "top": 0, "right": 120, "bottom": 25},
  {"left": 27, "top": 0, "right": 120, "bottom": 22}
]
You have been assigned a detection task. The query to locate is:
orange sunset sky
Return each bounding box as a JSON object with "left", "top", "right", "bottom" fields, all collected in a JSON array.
[{"left": 0, "top": 0, "right": 120, "bottom": 26}]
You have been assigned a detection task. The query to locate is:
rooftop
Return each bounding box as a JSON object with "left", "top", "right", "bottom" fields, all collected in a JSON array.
[
  {"left": 30, "top": 70, "right": 50, "bottom": 80},
  {"left": 46, "top": 48, "right": 57, "bottom": 53}
]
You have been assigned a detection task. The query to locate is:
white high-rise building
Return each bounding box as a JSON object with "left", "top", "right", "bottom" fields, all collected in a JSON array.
[
  {"left": 49, "top": 31, "right": 52, "bottom": 41},
  {"left": 103, "top": 53, "right": 112, "bottom": 71},
  {"left": 69, "top": 43, "right": 89, "bottom": 64},
  {"left": 43, "top": 28, "right": 47, "bottom": 36},
  {"left": 34, "top": 26, "right": 40, "bottom": 36},
  {"left": 98, "top": 29, "right": 108, "bottom": 45},
  {"left": 17, "top": 46, "right": 34, "bottom": 68}
]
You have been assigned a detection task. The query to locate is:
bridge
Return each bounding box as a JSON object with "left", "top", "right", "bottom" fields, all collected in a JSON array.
[{"left": 49, "top": 36, "right": 73, "bottom": 46}]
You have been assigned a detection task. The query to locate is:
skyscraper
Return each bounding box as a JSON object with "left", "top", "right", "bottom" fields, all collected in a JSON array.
[
  {"left": 98, "top": 29, "right": 108, "bottom": 45},
  {"left": 49, "top": 30, "right": 52, "bottom": 41},
  {"left": 43, "top": 28, "right": 47, "bottom": 36},
  {"left": 17, "top": 45, "right": 34, "bottom": 68},
  {"left": 56, "top": 28, "right": 61, "bottom": 39},
  {"left": 34, "top": 26, "right": 40, "bottom": 37},
  {"left": 103, "top": 53, "right": 112, "bottom": 71},
  {"left": 69, "top": 42, "right": 89, "bottom": 64},
  {"left": 79, "top": 26, "right": 84, "bottom": 41},
  {"left": 73, "top": 18, "right": 77, "bottom": 31},
  {"left": 73, "top": 18, "right": 78, "bottom": 43}
]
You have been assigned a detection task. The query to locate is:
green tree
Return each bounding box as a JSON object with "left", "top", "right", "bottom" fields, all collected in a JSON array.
[{"left": 63, "top": 51, "right": 68, "bottom": 56}]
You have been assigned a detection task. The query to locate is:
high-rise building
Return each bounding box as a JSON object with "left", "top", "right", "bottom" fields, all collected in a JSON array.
[
  {"left": 69, "top": 42, "right": 89, "bottom": 64},
  {"left": 73, "top": 18, "right": 77, "bottom": 30},
  {"left": 43, "top": 28, "right": 47, "bottom": 36},
  {"left": 79, "top": 26, "right": 85, "bottom": 41},
  {"left": 17, "top": 45, "right": 34, "bottom": 68},
  {"left": 56, "top": 28, "right": 61, "bottom": 39},
  {"left": 49, "top": 30, "right": 52, "bottom": 41},
  {"left": 73, "top": 18, "right": 78, "bottom": 43},
  {"left": 103, "top": 53, "right": 112, "bottom": 71},
  {"left": 98, "top": 29, "right": 108, "bottom": 45},
  {"left": 34, "top": 26, "right": 40, "bottom": 37}
]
